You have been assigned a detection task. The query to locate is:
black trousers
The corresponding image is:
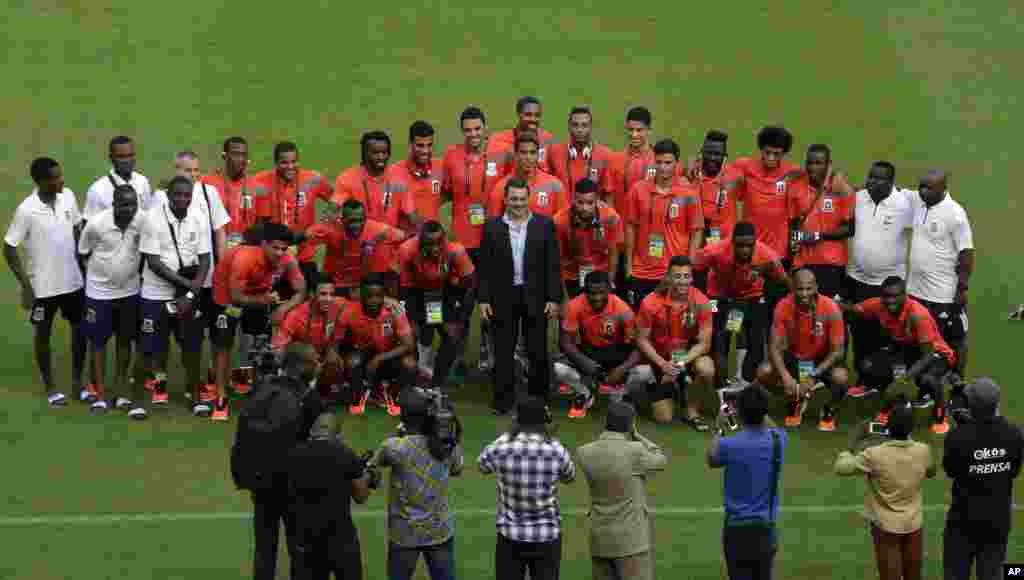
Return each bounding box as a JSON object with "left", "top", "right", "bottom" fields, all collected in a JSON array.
[
  {"left": 252, "top": 489, "right": 298, "bottom": 580},
  {"left": 496, "top": 534, "right": 561, "bottom": 580},
  {"left": 723, "top": 525, "right": 777, "bottom": 580},
  {"left": 293, "top": 529, "right": 362, "bottom": 580},
  {"left": 943, "top": 521, "right": 1009, "bottom": 580},
  {"left": 491, "top": 287, "right": 551, "bottom": 412},
  {"left": 844, "top": 276, "right": 884, "bottom": 372},
  {"left": 712, "top": 298, "right": 770, "bottom": 383}
]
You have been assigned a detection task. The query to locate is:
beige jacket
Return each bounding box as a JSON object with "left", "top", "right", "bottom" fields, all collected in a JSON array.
[
  {"left": 834, "top": 439, "right": 936, "bottom": 534},
  {"left": 577, "top": 431, "right": 667, "bottom": 558}
]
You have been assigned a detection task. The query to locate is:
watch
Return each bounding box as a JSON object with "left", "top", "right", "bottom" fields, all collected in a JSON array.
[{"left": 185, "top": 291, "right": 195, "bottom": 300}]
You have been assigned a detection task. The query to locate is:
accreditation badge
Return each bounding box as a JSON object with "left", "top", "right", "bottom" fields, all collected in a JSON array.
[
  {"left": 647, "top": 234, "right": 665, "bottom": 258},
  {"left": 469, "top": 204, "right": 486, "bottom": 226}
]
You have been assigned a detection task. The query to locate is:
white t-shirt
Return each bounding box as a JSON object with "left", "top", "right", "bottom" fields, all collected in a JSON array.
[
  {"left": 139, "top": 202, "right": 212, "bottom": 301},
  {"left": 84, "top": 170, "right": 155, "bottom": 221},
  {"left": 4, "top": 189, "right": 84, "bottom": 299},
  {"left": 78, "top": 209, "right": 144, "bottom": 300},
  {"left": 846, "top": 187, "right": 915, "bottom": 286},
  {"left": 153, "top": 182, "right": 230, "bottom": 288},
  {"left": 908, "top": 193, "right": 973, "bottom": 304}
]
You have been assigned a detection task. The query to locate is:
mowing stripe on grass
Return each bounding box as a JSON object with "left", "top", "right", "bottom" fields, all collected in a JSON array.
[{"left": 0, "top": 504, "right": 1003, "bottom": 527}]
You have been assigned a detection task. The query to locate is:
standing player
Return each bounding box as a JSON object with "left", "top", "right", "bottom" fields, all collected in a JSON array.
[
  {"left": 635, "top": 256, "right": 716, "bottom": 427},
  {"left": 606, "top": 106, "right": 656, "bottom": 298},
  {"left": 554, "top": 178, "right": 623, "bottom": 298},
  {"left": 389, "top": 121, "right": 444, "bottom": 230},
  {"left": 334, "top": 131, "right": 416, "bottom": 232},
  {"left": 339, "top": 273, "right": 416, "bottom": 416},
  {"left": 137, "top": 176, "right": 211, "bottom": 416},
  {"left": 78, "top": 185, "right": 145, "bottom": 417},
  {"left": 253, "top": 141, "right": 333, "bottom": 286},
  {"left": 624, "top": 139, "right": 703, "bottom": 307},
  {"left": 908, "top": 170, "right": 974, "bottom": 376},
  {"left": 545, "top": 106, "right": 612, "bottom": 195},
  {"left": 757, "top": 268, "right": 849, "bottom": 430},
  {"left": 201, "top": 137, "right": 264, "bottom": 248},
  {"left": 487, "top": 131, "right": 568, "bottom": 219},
  {"left": 397, "top": 221, "right": 476, "bottom": 390},
  {"left": 4, "top": 157, "right": 87, "bottom": 406},
  {"left": 489, "top": 96, "right": 558, "bottom": 177},
  {"left": 83, "top": 135, "right": 155, "bottom": 220}
]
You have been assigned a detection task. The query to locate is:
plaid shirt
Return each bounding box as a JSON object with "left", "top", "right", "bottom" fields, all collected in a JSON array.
[{"left": 478, "top": 432, "right": 576, "bottom": 543}]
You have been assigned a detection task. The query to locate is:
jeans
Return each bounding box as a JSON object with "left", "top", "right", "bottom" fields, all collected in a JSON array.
[
  {"left": 388, "top": 539, "right": 455, "bottom": 580},
  {"left": 943, "top": 522, "right": 1009, "bottom": 580},
  {"left": 722, "top": 525, "right": 777, "bottom": 580},
  {"left": 495, "top": 534, "right": 561, "bottom": 580}
]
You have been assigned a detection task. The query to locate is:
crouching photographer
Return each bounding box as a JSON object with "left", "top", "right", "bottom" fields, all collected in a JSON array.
[{"left": 373, "top": 387, "right": 464, "bottom": 580}]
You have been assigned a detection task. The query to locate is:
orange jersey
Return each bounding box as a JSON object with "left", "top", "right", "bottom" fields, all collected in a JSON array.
[
  {"left": 304, "top": 220, "right": 405, "bottom": 289},
  {"left": 487, "top": 170, "right": 568, "bottom": 219},
  {"left": 442, "top": 144, "right": 501, "bottom": 249},
  {"left": 788, "top": 176, "right": 854, "bottom": 268},
  {"left": 636, "top": 287, "right": 714, "bottom": 359},
  {"left": 562, "top": 293, "right": 635, "bottom": 349},
  {"left": 554, "top": 206, "right": 624, "bottom": 282},
  {"left": 387, "top": 159, "right": 446, "bottom": 227},
  {"left": 200, "top": 173, "right": 264, "bottom": 236},
  {"left": 489, "top": 128, "right": 558, "bottom": 178},
  {"left": 852, "top": 297, "right": 956, "bottom": 365},
  {"left": 695, "top": 164, "right": 743, "bottom": 244},
  {"left": 694, "top": 240, "right": 785, "bottom": 300},
  {"left": 212, "top": 245, "right": 303, "bottom": 306},
  {"left": 544, "top": 143, "right": 613, "bottom": 194},
  {"left": 734, "top": 157, "right": 803, "bottom": 257},
  {"left": 626, "top": 179, "right": 703, "bottom": 281},
  {"left": 340, "top": 302, "right": 412, "bottom": 353},
  {"left": 272, "top": 297, "right": 351, "bottom": 351},
  {"left": 252, "top": 168, "right": 333, "bottom": 262},
  {"left": 332, "top": 165, "right": 414, "bottom": 230},
  {"left": 771, "top": 294, "right": 845, "bottom": 361},
  {"left": 605, "top": 148, "right": 656, "bottom": 216},
  {"left": 397, "top": 237, "right": 475, "bottom": 289}
]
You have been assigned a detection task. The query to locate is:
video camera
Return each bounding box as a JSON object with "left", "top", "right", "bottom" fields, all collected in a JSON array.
[
  {"left": 247, "top": 334, "right": 283, "bottom": 380},
  {"left": 405, "top": 387, "right": 463, "bottom": 463}
]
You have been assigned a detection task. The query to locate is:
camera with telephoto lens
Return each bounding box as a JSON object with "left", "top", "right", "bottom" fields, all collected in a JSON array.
[
  {"left": 247, "top": 334, "right": 282, "bottom": 380},
  {"left": 417, "top": 387, "right": 463, "bottom": 462},
  {"left": 357, "top": 450, "right": 382, "bottom": 489}
]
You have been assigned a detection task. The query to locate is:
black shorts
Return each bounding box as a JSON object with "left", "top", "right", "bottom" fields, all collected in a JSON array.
[
  {"left": 30, "top": 289, "right": 84, "bottom": 327},
  {"left": 241, "top": 306, "right": 272, "bottom": 336},
  {"left": 84, "top": 294, "right": 139, "bottom": 347},
  {"left": 204, "top": 290, "right": 240, "bottom": 350},
  {"left": 842, "top": 275, "right": 883, "bottom": 304},
  {"left": 861, "top": 343, "right": 951, "bottom": 388},
  {"left": 648, "top": 365, "right": 682, "bottom": 403},
  {"left": 912, "top": 296, "right": 968, "bottom": 342},
  {"left": 580, "top": 344, "right": 633, "bottom": 370},
  {"left": 802, "top": 264, "right": 845, "bottom": 301},
  {"left": 404, "top": 288, "right": 469, "bottom": 328},
  {"left": 354, "top": 351, "right": 407, "bottom": 382}
]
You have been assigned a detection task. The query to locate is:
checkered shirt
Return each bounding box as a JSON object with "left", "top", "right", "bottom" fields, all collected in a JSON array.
[{"left": 478, "top": 431, "right": 576, "bottom": 543}]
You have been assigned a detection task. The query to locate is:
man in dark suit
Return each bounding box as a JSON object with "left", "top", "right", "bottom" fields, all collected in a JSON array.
[{"left": 479, "top": 177, "right": 562, "bottom": 414}]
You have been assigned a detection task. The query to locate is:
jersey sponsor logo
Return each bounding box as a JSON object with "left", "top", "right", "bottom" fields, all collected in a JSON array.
[
  {"left": 775, "top": 180, "right": 786, "bottom": 193},
  {"left": 974, "top": 447, "right": 1008, "bottom": 460}
]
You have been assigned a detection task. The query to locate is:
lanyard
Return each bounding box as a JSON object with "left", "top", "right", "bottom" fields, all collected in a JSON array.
[
  {"left": 647, "top": 181, "right": 676, "bottom": 233},
  {"left": 361, "top": 173, "right": 392, "bottom": 216},
  {"left": 274, "top": 172, "right": 302, "bottom": 227},
  {"left": 304, "top": 300, "right": 345, "bottom": 352},
  {"left": 665, "top": 293, "right": 695, "bottom": 342},
  {"left": 700, "top": 173, "right": 725, "bottom": 224},
  {"left": 463, "top": 147, "right": 488, "bottom": 201},
  {"left": 224, "top": 175, "right": 250, "bottom": 226},
  {"left": 163, "top": 205, "right": 187, "bottom": 269}
]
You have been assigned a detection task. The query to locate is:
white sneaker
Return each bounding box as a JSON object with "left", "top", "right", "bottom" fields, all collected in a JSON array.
[
  {"left": 47, "top": 392, "right": 67, "bottom": 407},
  {"left": 114, "top": 397, "right": 133, "bottom": 410},
  {"left": 128, "top": 407, "right": 148, "bottom": 420},
  {"left": 90, "top": 400, "right": 109, "bottom": 414},
  {"left": 192, "top": 402, "right": 212, "bottom": 417}
]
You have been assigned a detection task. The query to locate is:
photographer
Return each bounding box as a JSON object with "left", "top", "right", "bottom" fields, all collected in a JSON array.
[
  {"left": 230, "top": 342, "right": 326, "bottom": 580},
  {"left": 288, "top": 412, "right": 373, "bottom": 580},
  {"left": 834, "top": 406, "right": 935, "bottom": 580},
  {"left": 373, "top": 387, "right": 464, "bottom": 580},
  {"left": 942, "top": 378, "right": 1023, "bottom": 580}
]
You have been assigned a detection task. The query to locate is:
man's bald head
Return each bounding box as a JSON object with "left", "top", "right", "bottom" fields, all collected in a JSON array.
[
  {"left": 924, "top": 169, "right": 947, "bottom": 190},
  {"left": 793, "top": 267, "right": 818, "bottom": 307},
  {"left": 919, "top": 169, "right": 948, "bottom": 206},
  {"left": 794, "top": 268, "right": 816, "bottom": 286}
]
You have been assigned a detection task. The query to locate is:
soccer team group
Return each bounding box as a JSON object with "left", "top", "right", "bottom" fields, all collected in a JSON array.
[{"left": 4, "top": 96, "right": 974, "bottom": 433}]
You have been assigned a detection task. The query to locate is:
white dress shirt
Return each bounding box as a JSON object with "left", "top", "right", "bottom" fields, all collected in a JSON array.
[
  {"left": 908, "top": 193, "right": 973, "bottom": 304},
  {"left": 84, "top": 170, "right": 155, "bottom": 220},
  {"left": 139, "top": 202, "right": 212, "bottom": 301},
  {"left": 154, "top": 182, "right": 230, "bottom": 288},
  {"left": 503, "top": 212, "right": 533, "bottom": 287},
  {"left": 4, "top": 189, "right": 84, "bottom": 298},
  {"left": 847, "top": 187, "right": 915, "bottom": 286},
  {"left": 78, "top": 209, "right": 144, "bottom": 300}
]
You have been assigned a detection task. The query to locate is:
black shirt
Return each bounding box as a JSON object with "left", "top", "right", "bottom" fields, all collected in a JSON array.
[
  {"left": 943, "top": 416, "right": 1023, "bottom": 535},
  {"left": 287, "top": 438, "right": 363, "bottom": 543}
]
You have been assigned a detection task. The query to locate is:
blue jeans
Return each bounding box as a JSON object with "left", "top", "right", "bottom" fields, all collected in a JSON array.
[{"left": 388, "top": 538, "right": 455, "bottom": 580}]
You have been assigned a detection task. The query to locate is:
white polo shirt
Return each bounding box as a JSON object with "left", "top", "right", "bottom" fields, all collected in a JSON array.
[
  {"left": 84, "top": 170, "right": 155, "bottom": 221},
  {"left": 153, "top": 182, "right": 230, "bottom": 288},
  {"left": 908, "top": 193, "right": 973, "bottom": 304},
  {"left": 4, "top": 189, "right": 84, "bottom": 299},
  {"left": 846, "top": 187, "right": 915, "bottom": 286},
  {"left": 139, "top": 202, "right": 212, "bottom": 301},
  {"left": 78, "top": 209, "right": 144, "bottom": 300}
]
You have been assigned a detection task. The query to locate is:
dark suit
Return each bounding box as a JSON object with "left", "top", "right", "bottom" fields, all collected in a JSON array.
[{"left": 478, "top": 213, "right": 562, "bottom": 412}]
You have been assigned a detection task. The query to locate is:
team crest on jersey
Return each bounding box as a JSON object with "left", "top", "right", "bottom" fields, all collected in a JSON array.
[
  {"left": 31, "top": 306, "right": 45, "bottom": 322},
  {"left": 381, "top": 317, "right": 394, "bottom": 336},
  {"left": 431, "top": 180, "right": 441, "bottom": 194},
  {"left": 142, "top": 318, "right": 155, "bottom": 334},
  {"left": 775, "top": 180, "right": 787, "bottom": 193},
  {"left": 297, "top": 191, "right": 307, "bottom": 207},
  {"left": 242, "top": 194, "right": 253, "bottom": 209},
  {"left": 669, "top": 204, "right": 679, "bottom": 219},
  {"left": 537, "top": 192, "right": 549, "bottom": 207},
  {"left": 749, "top": 269, "right": 760, "bottom": 281},
  {"left": 822, "top": 197, "right": 834, "bottom": 212},
  {"left": 603, "top": 318, "right": 615, "bottom": 336},
  {"left": 85, "top": 308, "right": 97, "bottom": 325},
  {"left": 590, "top": 168, "right": 599, "bottom": 180}
]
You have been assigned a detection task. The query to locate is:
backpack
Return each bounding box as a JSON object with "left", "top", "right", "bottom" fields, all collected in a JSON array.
[{"left": 230, "top": 377, "right": 303, "bottom": 491}]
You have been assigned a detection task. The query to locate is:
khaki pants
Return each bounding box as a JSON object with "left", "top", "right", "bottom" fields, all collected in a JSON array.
[{"left": 592, "top": 552, "right": 652, "bottom": 580}]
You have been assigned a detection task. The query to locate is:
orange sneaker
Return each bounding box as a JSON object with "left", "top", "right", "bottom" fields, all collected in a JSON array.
[
  {"left": 385, "top": 390, "right": 401, "bottom": 417},
  {"left": 349, "top": 389, "right": 370, "bottom": 416},
  {"left": 874, "top": 409, "right": 890, "bottom": 425},
  {"left": 211, "top": 399, "right": 230, "bottom": 422},
  {"left": 817, "top": 407, "right": 837, "bottom": 432},
  {"left": 79, "top": 384, "right": 101, "bottom": 403},
  {"left": 931, "top": 407, "right": 949, "bottom": 435},
  {"left": 233, "top": 383, "right": 252, "bottom": 396},
  {"left": 199, "top": 384, "right": 217, "bottom": 403},
  {"left": 784, "top": 399, "right": 806, "bottom": 428},
  {"left": 567, "top": 392, "right": 595, "bottom": 419}
]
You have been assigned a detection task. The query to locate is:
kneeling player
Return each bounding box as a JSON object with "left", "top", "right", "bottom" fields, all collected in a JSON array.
[
  {"left": 756, "top": 268, "right": 849, "bottom": 430},
  {"left": 846, "top": 276, "right": 956, "bottom": 434},
  {"left": 555, "top": 271, "right": 642, "bottom": 418},
  {"left": 340, "top": 273, "right": 416, "bottom": 415},
  {"left": 635, "top": 256, "right": 716, "bottom": 427}
]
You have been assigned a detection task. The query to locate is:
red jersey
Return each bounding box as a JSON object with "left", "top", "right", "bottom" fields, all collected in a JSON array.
[
  {"left": 212, "top": 245, "right": 303, "bottom": 306},
  {"left": 554, "top": 206, "right": 624, "bottom": 282},
  {"left": 695, "top": 164, "right": 743, "bottom": 245},
  {"left": 788, "top": 176, "right": 854, "bottom": 268},
  {"left": 605, "top": 148, "right": 656, "bottom": 217},
  {"left": 304, "top": 220, "right": 405, "bottom": 289},
  {"left": 734, "top": 157, "right": 803, "bottom": 257},
  {"left": 272, "top": 297, "right": 351, "bottom": 351},
  {"left": 252, "top": 168, "right": 333, "bottom": 261},
  {"left": 545, "top": 143, "right": 612, "bottom": 194},
  {"left": 340, "top": 302, "right": 412, "bottom": 353},
  {"left": 387, "top": 159, "right": 446, "bottom": 228},
  {"left": 852, "top": 297, "right": 957, "bottom": 365},
  {"left": 397, "top": 237, "right": 475, "bottom": 289},
  {"left": 332, "top": 165, "right": 414, "bottom": 230},
  {"left": 442, "top": 144, "right": 501, "bottom": 249},
  {"left": 694, "top": 240, "right": 785, "bottom": 300},
  {"left": 489, "top": 128, "right": 558, "bottom": 178},
  {"left": 771, "top": 294, "right": 845, "bottom": 361},
  {"left": 487, "top": 170, "right": 568, "bottom": 219},
  {"left": 636, "top": 287, "right": 714, "bottom": 359},
  {"left": 626, "top": 179, "right": 703, "bottom": 281},
  {"left": 562, "top": 293, "right": 635, "bottom": 349},
  {"left": 200, "top": 173, "right": 264, "bottom": 238}
]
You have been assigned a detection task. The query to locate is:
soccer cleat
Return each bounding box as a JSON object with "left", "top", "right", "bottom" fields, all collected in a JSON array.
[
  {"left": 150, "top": 378, "right": 169, "bottom": 405},
  {"left": 80, "top": 384, "right": 100, "bottom": 403},
  {"left": 211, "top": 399, "right": 229, "bottom": 422},
  {"left": 192, "top": 402, "right": 212, "bottom": 418},
  {"left": 114, "top": 397, "right": 133, "bottom": 410},
  {"left": 349, "top": 389, "right": 370, "bottom": 416},
  {"left": 198, "top": 384, "right": 217, "bottom": 403},
  {"left": 931, "top": 407, "right": 949, "bottom": 435},
  {"left": 874, "top": 409, "right": 891, "bottom": 425},
  {"left": 128, "top": 407, "right": 148, "bottom": 420},
  {"left": 90, "top": 400, "right": 109, "bottom": 414},
  {"left": 817, "top": 407, "right": 837, "bottom": 432},
  {"left": 847, "top": 385, "right": 878, "bottom": 399},
  {"left": 232, "top": 383, "right": 252, "bottom": 397},
  {"left": 568, "top": 392, "right": 595, "bottom": 419},
  {"left": 784, "top": 399, "right": 807, "bottom": 428},
  {"left": 47, "top": 391, "right": 67, "bottom": 407},
  {"left": 911, "top": 394, "right": 935, "bottom": 409},
  {"left": 144, "top": 378, "right": 158, "bottom": 393},
  {"left": 384, "top": 389, "right": 401, "bottom": 417}
]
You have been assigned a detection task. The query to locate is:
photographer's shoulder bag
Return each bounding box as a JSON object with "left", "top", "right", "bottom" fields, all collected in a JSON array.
[
  {"left": 230, "top": 376, "right": 302, "bottom": 491},
  {"left": 164, "top": 206, "right": 200, "bottom": 298}
]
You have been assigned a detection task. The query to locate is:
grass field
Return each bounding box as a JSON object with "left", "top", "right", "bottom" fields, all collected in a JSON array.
[{"left": 2, "top": 1, "right": 1023, "bottom": 578}]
